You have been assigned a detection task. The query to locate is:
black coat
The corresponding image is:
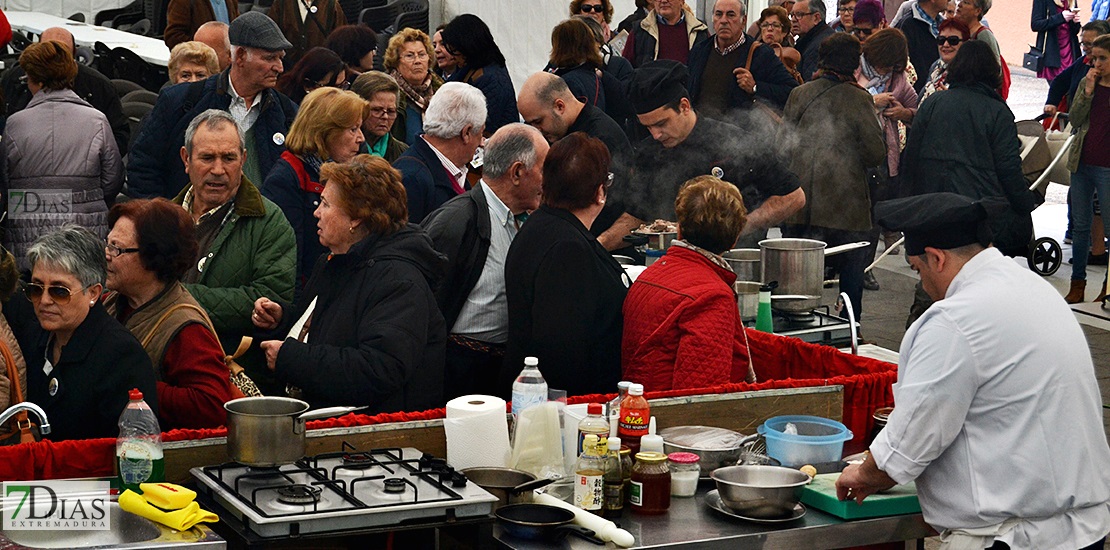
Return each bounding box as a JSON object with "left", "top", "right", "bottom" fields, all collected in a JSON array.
[
  {"left": 1032, "top": 0, "right": 1082, "bottom": 71},
  {"left": 16, "top": 300, "right": 158, "bottom": 442},
  {"left": 420, "top": 183, "right": 492, "bottom": 332},
  {"left": 393, "top": 137, "right": 463, "bottom": 223},
  {"left": 896, "top": 15, "right": 940, "bottom": 94},
  {"left": 687, "top": 35, "right": 800, "bottom": 112},
  {"left": 1046, "top": 55, "right": 1090, "bottom": 108},
  {"left": 0, "top": 64, "right": 130, "bottom": 156},
  {"left": 902, "top": 83, "right": 1038, "bottom": 255},
  {"left": 272, "top": 225, "right": 448, "bottom": 413},
  {"left": 795, "top": 22, "right": 835, "bottom": 82},
  {"left": 261, "top": 155, "right": 325, "bottom": 288},
  {"left": 502, "top": 206, "right": 628, "bottom": 398}
]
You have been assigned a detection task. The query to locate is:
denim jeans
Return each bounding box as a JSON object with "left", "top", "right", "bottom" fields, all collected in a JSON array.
[{"left": 1069, "top": 164, "right": 1110, "bottom": 280}]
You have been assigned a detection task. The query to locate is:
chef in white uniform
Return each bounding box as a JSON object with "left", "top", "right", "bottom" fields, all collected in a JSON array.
[{"left": 835, "top": 192, "right": 1110, "bottom": 550}]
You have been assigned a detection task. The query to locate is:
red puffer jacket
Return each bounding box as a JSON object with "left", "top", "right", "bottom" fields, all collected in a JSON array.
[{"left": 621, "top": 245, "right": 754, "bottom": 392}]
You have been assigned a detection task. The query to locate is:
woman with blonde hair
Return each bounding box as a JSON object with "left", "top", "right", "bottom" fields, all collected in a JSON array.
[
  {"left": 261, "top": 87, "right": 369, "bottom": 287},
  {"left": 167, "top": 41, "right": 219, "bottom": 85},
  {"left": 252, "top": 155, "right": 446, "bottom": 412},
  {"left": 383, "top": 28, "right": 443, "bottom": 146},
  {"left": 622, "top": 176, "right": 756, "bottom": 392},
  {"left": 350, "top": 71, "right": 410, "bottom": 163}
]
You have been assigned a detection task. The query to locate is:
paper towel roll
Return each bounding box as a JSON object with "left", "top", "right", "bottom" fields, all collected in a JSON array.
[{"left": 445, "top": 395, "right": 511, "bottom": 470}]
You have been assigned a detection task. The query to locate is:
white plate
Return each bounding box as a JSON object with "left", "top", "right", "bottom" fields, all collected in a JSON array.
[{"left": 705, "top": 490, "right": 806, "bottom": 524}]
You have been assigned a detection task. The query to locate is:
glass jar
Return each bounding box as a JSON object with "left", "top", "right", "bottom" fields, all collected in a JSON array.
[
  {"left": 630, "top": 452, "right": 670, "bottom": 514},
  {"left": 667, "top": 452, "right": 700, "bottom": 497},
  {"left": 619, "top": 446, "right": 633, "bottom": 503}
]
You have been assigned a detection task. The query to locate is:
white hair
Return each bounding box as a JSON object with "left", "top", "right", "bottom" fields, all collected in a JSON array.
[{"left": 422, "top": 82, "right": 488, "bottom": 139}]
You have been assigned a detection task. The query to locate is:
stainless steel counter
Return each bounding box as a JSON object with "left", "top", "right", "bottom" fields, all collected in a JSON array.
[{"left": 494, "top": 482, "right": 935, "bottom": 549}]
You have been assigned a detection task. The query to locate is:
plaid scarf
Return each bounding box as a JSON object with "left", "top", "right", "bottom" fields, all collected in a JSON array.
[{"left": 391, "top": 69, "right": 435, "bottom": 113}]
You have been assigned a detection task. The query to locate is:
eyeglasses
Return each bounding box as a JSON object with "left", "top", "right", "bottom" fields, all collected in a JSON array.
[
  {"left": 760, "top": 22, "right": 785, "bottom": 30},
  {"left": 24, "top": 282, "right": 88, "bottom": 305},
  {"left": 789, "top": 10, "right": 815, "bottom": 18},
  {"left": 401, "top": 51, "right": 430, "bottom": 62},
  {"left": 838, "top": 6, "right": 855, "bottom": 13},
  {"left": 579, "top": 3, "right": 604, "bottom": 12},
  {"left": 105, "top": 243, "right": 140, "bottom": 258},
  {"left": 936, "top": 35, "right": 965, "bottom": 46},
  {"left": 369, "top": 107, "right": 399, "bottom": 118},
  {"left": 851, "top": 26, "right": 876, "bottom": 37}
]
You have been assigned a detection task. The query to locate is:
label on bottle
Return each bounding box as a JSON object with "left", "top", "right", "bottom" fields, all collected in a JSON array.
[
  {"left": 629, "top": 480, "right": 643, "bottom": 506},
  {"left": 118, "top": 440, "right": 164, "bottom": 491},
  {"left": 619, "top": 409, "right": 649, "bottom": 437},
  {"left": 574, "top": 471, "right": 604, "bottom": 511},
  {"left": 604, "top": 480, "right": 624, "bottom": 512}
]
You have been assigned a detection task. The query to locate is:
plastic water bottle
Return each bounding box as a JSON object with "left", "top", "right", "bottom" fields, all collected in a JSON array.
[
  {"left": 511, "top": 357, "right": 548, "bottom": 422},
  {"left": 116, "top": 389, "right": 164, "bottom": 493}
]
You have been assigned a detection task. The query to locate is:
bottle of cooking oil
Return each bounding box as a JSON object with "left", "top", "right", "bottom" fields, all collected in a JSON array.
[{"left": 574, "top": 434, "right": 606, "bottom": 514}]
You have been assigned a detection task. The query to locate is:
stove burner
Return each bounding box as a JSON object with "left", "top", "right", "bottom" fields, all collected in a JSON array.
[
  {"left": 341, "top": 453, "right": 377, "bottom": 468},
  {"left": 276, "top": 484, "right": 322, "bottom": 505},
  {"left": 382, "top": 478, "right": 407, "bottom": 494},
  {"left": 776, "top": 309, "right": 816, "bottom": 322}
]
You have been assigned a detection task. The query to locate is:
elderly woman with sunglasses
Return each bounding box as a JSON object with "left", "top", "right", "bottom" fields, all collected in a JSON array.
[
  {"left": 922, "top": 18, "right": 971, "bottom": 102},
  {"left": 571, "top": 0, "right": 615, "bottom": 41},
  {"left": 101, "top": 199, "right": 231, "bottom": 430},
  {"left": 17, "top": 226, "right": 157, "bottom": 441},
  {"left": 263, "top": 87, "right": 369, "bottom": 288}
]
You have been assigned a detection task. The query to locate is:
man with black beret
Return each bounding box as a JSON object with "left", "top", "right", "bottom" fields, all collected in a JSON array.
[
  {"left": 622, "top": 60, "right": 804, "bottom": 248},
  {"left": 836, "top": 192, "right": 1110, "bottom": 550}
]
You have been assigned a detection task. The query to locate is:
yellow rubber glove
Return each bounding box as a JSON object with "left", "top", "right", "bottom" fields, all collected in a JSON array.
[
  {"left": 139, "top": 482, "right": 197, "bottom": 511},
  {"left": 119, "top": 490, "right": 219, "bottom": 531}
]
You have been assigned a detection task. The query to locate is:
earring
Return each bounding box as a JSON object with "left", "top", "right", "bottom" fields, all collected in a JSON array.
[
  {"left": 349, "top": 226, "right": 355, "bottom": 234},
  {"left": 89, "top": 300, "right": 96, "bottom": 307}
]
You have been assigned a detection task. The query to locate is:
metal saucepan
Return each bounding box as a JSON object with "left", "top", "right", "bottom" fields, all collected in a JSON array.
[
  {"left": 734, "top": 281, "right": 760, "bottom": 321},
  {"left": 496, "top": 504, "right": 605, "bottom": 544},
  {"left": 723, "top": 249, "right": 761, "bottom": 282},
  {"left": 632, "top": 230, "right": 677, "bottom": 251},
  {"left": 224, "top": 397, "right": 362, "bottom": 466},
  {"left": 461, "top": 467, "right": 555, "bottom": 509},
  {"left": 759, "top": 239, "right": 870, "bottom": 312}
]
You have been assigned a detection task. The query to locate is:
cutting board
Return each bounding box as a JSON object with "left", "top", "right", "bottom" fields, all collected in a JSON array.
[{"left": 800, "top": 473, "right": 920, "bottom": 519}]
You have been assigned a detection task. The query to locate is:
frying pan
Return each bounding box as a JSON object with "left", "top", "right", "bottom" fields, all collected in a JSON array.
[{"left": 495, "top": 503, "right": 605, "bottom": 544}]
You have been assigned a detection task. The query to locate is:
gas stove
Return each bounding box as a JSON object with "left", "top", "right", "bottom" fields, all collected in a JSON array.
[
  {"left": 191, "top": 445, "right": 498, "bottom": 538},
  {"left": 769, "top": 307, "right": 854, "bottom": 348}
]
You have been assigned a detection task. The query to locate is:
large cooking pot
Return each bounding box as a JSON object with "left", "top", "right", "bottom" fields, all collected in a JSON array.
[
  {"left": 632, "top": 230, "right": 677, "bottom": 251},
  {"left": 224, "top": 397, "right": 361, "bottom": 466},
  {"left": 461, "top": 467, "right": 554, "bottom": 509},
  {"left": 759, "top": 239, "right": 869, "bottom": 312},
  {"left": 723, "top": 249, "right": 760, "bottom": 282}
]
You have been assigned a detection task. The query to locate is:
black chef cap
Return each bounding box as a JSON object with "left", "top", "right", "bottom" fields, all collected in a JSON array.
[
  {"left": 875, "top": 193, "right": 1008, "bottom": 256},
  {"left": 629, "top": 60, "right": 690, "bottom": 115}
]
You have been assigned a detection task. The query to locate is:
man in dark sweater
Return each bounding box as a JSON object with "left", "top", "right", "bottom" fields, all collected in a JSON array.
[
  {"left": 622, "top": 0, "right": 709, "bottom": 68},
  {"left": 687, "top": 0, "right": 800, "bottom": 117},
  {"left": 517, "top": 72, "right": 639, "bottom": 252},
  {"left": 792, "top": 0, "right": 836, "bottom": 81},
  {"left": 896, "top": 0, "right": 945, "bottom": 93}
]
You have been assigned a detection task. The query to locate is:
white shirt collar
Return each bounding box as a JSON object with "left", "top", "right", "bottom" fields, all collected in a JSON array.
[
  {"left": 479, "top": 180, "right": 514, "bottom": 228},
  {"left": 228, "top": 75, "right": 262, "bottom": 110},
  {"left": 423, "top": 136, "right": 468, "bottom": 185}
]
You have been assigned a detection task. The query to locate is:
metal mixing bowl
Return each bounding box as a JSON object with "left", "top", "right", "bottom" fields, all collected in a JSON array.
[
  {"left": 660, "top": 426, "right": 752, "bottom": 477},
  {"left": 710, "top": 465, "right": 810, "bottom": 519}
]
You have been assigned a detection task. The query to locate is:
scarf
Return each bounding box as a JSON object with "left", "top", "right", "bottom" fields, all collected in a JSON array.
[
  {"left": 391, "top": 69, "right": 435, "bottom": 113},
  {"left": 859, "top": 55, "right": 892, "bottom": 95},
  {"left": 303, "top": 152, "right": 325, "bottom": 173},
  {"left": 670, "top": 239, "right": 734, "bottom": 272}
]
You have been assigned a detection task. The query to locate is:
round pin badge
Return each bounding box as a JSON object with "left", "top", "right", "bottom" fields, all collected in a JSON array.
[
  {"left": 711, "top": 166, "right": 724, "bottom": 178},
  {"left": 48, "top": 378, "right": 59, "bottom": 396},
  {"left": 310, "top": 5, "right": 318, "bottom": 13},
  {"left": 273, "top": 132, "right": 285, "bottom": 146}
]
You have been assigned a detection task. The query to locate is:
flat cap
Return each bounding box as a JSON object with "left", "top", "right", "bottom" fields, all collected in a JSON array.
[
  {"left": 229, "top": 12, "right": 293, "bottom": 51},
  {"left": 875, "top": 193, "right": 1008, "bottom": 256},
  {"left": 628, "top": 60, "right": 689, "bottom": 115}
]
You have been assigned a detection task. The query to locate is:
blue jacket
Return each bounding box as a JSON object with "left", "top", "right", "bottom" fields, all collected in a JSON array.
[
  {"left": 127, "top": 70, "right": 298, "bottom": 199},
  {"left": 393, "top": 137, "right": 463, "bottom": 223},
  {"left": 448, "top": 64, "right": 518, "bottom": 133},
  {"left": 261, "top": 154, "right": 325, "bottom": 290},
  {"left": 1046, "top": 55, "right": 1090, "bottom": 109},
  {"left": 687, "top": 35, "right": 799, "bottom": 112}
]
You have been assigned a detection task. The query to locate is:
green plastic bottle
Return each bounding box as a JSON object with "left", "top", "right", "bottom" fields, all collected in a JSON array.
[{"left": 755, "top": 282, "right": 775, "bottom": 333}]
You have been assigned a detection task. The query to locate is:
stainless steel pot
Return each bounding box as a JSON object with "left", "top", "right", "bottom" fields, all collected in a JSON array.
[
  {"left": 632, "top": 230, "right": 677, "bottom": 251},
  {"left": 224, "top": 397, "right": 361, "bottom": 466},
  {"left": 723, "top": 249, "right": 760, "bottom": 282},
  {"left": 461, "top": 467, "right": 554, "bottom": 509},
  {"left": 758, "top": 239, "right": 869, "bottom": 312},
  {"left": 734, "top": 281, "right": 760, "bottom": 321}
]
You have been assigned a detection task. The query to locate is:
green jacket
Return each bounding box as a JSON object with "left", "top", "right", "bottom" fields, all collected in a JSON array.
[
  {"left": 172, "top": 177, "right": 296, "bottom": 376},
  {"left": 1068, "top": 82, "right": 1097, "bottom": 173}
]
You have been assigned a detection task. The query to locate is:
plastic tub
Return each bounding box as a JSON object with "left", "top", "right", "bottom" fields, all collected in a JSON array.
[{"left": 757, "top": 415, "right": 853, "bottom": 467}]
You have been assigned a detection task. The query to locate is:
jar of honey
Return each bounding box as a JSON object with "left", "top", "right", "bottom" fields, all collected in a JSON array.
[{"left": 629, "top": 452, "right": 670, "bottom": 514}]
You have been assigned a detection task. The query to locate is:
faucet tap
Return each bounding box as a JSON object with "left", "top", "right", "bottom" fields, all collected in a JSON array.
[{"left": 0, "top": 402, "right": 50, "bottom": 435}]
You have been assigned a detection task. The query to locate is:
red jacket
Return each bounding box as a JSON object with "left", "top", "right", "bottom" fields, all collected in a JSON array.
[{"left": 621, "top": 245, "right": 753, "bottom": 392}]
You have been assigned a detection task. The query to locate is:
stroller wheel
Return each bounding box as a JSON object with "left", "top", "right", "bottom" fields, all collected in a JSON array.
[{"left": 1028, "top": 237, "right": 1062, "bottom": 276}]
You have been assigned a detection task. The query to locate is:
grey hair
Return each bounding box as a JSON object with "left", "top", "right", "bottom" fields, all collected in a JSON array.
[
  {"left": 422, "top": 82, "right": 488, "bottom": 139},
  {"left": 483, "top": 123, "right": 543, "bottom": 180},
  {"left": 976, "top": 0, "right": 991, "bottom": 17},
  {"left": 808, "top": 0, "right": 826, "bottom": 19},
  {"left": 714, "top": 0, "right": 747, "bottom": 17},
  {"left": 534, "top": 73, "right": 573, "bottom": 105},
  {"left": 184, "top": 109, "right": 245, "bottom": 155},
  {"left": 27, "top": 225, "right": 107, "bottom": 288}
]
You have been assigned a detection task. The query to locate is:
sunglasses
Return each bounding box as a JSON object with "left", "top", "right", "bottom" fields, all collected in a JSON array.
[
  {"left": 936, "top": 35, "right": 965, "bottom": 46},
  {"left": 579, "top": 3, "right": 604, "bottom": 12},
  {"left": 24, "top": 282, "right": 89, "bottom": 305},
  {"left": 852, "top": 27, "right": 876, "bottom": 37}
]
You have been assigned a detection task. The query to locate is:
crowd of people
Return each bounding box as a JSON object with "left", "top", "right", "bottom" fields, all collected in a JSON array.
[{"left": 0, "top": 0, "right": 1108, "bottom": 546}]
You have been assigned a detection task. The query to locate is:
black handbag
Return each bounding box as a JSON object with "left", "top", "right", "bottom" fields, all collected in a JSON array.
[{"left": 1024, "top": 46, "right": 1045, "bottom": 72}]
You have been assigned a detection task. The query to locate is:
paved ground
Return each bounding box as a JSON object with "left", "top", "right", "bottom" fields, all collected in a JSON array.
[{"left": 829, "top": 67, "right": 1110, "bottom": 547}]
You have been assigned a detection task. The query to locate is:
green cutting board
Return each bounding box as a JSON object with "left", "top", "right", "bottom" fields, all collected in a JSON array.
[{"left": 800, "top": 473, "right": 921, "bottom": 519}]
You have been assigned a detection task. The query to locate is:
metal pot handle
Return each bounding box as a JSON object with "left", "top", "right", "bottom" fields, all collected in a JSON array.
[
  {"left": 298, "top": 406, "right": 364, "bottom": 421},
  {"left": 824, "top": 241, "right": 871, "bottom": 257}
]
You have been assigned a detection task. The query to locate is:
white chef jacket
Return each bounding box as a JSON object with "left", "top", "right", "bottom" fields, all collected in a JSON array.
[{"left": 871, "top": 247, "right": 1110, "bottom": 550}]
